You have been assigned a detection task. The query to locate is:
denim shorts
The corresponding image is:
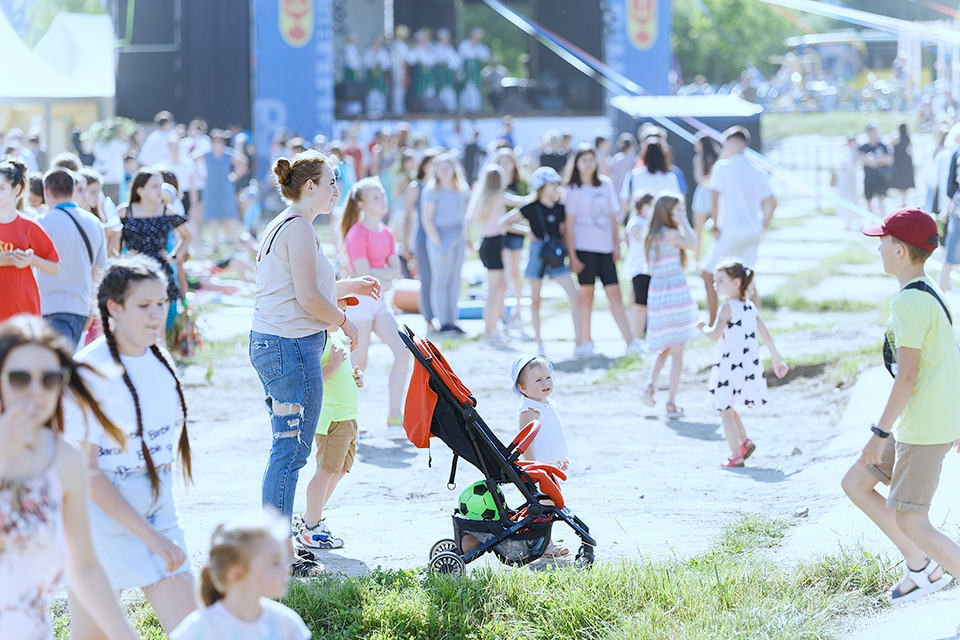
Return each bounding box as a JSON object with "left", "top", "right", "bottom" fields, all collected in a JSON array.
[
  {"left": 525, "top": 239, "right": 570, "bottom": 280},
  {"left": 43, "top": 312, "right": 87, "bottom": 350},
  {"left": 87, "top": 465, "right": 190, "bottom": 590},
  {"left": 946, "top": 216, "right": 960, "bottom": 264},
  {"left": 249, "top": 330, "right": 326, "bottom": 519},
  {"left": 504, "top": 233, "right": 525, "bottom": 250}
]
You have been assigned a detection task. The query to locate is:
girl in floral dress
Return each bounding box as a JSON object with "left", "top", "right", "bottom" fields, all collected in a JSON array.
[
  {"left": 0, "top": 316, "right": 135, "bottom": 640},
  {"left": 641, "top": 192, "right": 701, "bottom": 418}
]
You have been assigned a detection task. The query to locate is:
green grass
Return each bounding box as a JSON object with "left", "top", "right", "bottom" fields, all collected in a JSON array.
[
  {"left": 765, "top": 342, "right": 882, "bottom": 389},
  {"left": 593, "top": 353, "right": 646, "bottom": 385},
  {"left": 761, "top": 243, "right": 884, "bottom": 313},
  {"left": 55, "top": 514, "right": 896, "bottom": 639},
  {"left": 762, "top": 112, "right": 922, "bottom": 142}
]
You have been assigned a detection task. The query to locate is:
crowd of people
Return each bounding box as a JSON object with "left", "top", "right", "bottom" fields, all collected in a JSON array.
[
  {"left": 6, "top": 100, "right": 960, "bottom": 637},
  {"left": 337, "top": 25, "right": 514, "bottom": 118}
]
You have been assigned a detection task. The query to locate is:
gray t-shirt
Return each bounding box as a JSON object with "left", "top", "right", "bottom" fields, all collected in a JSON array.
[
  {"left": 38, "top": 204, "right": 107, "bottom": 316},
  {"left": 421, "top": 185, "right": 468, "bottom": 252}
]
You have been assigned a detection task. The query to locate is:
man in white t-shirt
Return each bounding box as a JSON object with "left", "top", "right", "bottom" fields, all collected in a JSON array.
[
  {"left": 703, "top": 126, "right": 776, "bottom": 324},
  {"left": 138, "top": 110, "right": 176, "bottom": 167}
]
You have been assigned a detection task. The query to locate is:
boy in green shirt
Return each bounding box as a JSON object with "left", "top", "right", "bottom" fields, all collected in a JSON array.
[
  {"left": 296, "top": 331, "right": 363, "bottom": 550},
  {"left": 843, "top": 207, "right": 960, "bottom": 604}
]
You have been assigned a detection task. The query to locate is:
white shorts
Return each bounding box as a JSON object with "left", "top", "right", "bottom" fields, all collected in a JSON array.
[
  {"left": 703, "top": 233, "right": 762, "bottom": 273},
  {"left": 347, "top": 294, "right": 391, "bottom": 322}
]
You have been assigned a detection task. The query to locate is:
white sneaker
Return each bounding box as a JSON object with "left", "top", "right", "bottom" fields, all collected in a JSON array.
[
  {"left": 536, "top": 343, "right": 547, "bottom": 357},
  {"left": 626, "top": 339, "right": 645, "bottom": 357},
  {"left": 573, "top": 342, "right": 598, "bottom": 358}
]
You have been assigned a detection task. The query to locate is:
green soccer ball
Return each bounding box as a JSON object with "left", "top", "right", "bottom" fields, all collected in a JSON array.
[{"left": 458, "top": 480, "right": 502, "bottom": 521}]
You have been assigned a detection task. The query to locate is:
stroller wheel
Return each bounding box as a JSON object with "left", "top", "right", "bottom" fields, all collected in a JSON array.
[
  {"left": 429, "top": 538, "right": 459, "bottom": 561},
  {"left": 429, "top": 551, "right": 466, "bottom": 576},
  {"left": 575, "top": 544, "right": 595, "bottom": 569}
]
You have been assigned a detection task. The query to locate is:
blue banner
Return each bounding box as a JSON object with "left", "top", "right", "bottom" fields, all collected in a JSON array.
[
  {"left": 253, "top": 0, "right": 335, "bottom": 177},
  {"left": 605, "top": 0, "right": 672, "bottom": 95}
]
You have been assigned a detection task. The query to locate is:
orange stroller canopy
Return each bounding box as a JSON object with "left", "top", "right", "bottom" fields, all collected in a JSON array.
[{"left": 403, "top": 334, "right": 475, "bottom": 448}]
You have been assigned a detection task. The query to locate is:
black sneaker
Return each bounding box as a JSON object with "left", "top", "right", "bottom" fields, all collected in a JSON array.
[{"left": 291, "top": 548, "right": 324, "bottom": 577}]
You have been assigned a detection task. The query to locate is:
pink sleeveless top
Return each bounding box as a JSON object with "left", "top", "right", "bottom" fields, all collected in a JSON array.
[{"left": 0, "top": 433, "right": 65, "bottom": 640}]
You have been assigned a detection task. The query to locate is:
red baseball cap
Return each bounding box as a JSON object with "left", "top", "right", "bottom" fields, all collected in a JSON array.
[{"left": 862, "top": 207, "right": 939, "bottom": 251}]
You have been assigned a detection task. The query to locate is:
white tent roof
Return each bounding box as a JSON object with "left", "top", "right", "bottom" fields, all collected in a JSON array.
[
  {"left": 0, "top": 10, "right": 108, "bottom": 100},
  {"left": 34, "top": 13, "right": 116, "bottom": 98},
  {"left": 610, "top": 95, "right": 763, "bottom": 118}
]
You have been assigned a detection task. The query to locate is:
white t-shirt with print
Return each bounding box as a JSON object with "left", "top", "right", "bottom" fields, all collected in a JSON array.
[
  {"left": 170, "top": 599, "right": 310, "bottom": 640},
  {"left": 64, "top": 337, "right": 183, "bottom": 472},
  {"left": 707, "top": 154, "right": 773, "bottom": 239}
]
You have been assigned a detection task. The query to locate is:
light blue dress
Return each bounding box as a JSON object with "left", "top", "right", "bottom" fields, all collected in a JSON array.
[{"left": 203, "top": 152, "right": 239, "bottom": 221}]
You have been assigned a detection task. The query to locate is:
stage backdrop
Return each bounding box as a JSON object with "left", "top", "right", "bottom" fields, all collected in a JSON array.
[
  {"left": 605, "top": 0, "right": 672, "bottom": 95},
  {"left": 253, "top": 0, "right": 336, "bottom": 178}
]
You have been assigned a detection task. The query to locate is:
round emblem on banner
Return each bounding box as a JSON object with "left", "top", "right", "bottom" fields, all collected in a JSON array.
[{"left": 280, "top": 0, "right": 313, "bottom": 47}]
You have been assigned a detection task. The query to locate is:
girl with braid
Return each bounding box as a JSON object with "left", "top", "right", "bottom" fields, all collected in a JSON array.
[{"left": 64, "top": 255, "right": 198, "bottom": 637}]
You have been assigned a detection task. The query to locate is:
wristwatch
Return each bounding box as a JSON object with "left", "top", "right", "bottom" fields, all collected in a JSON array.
[{"left": 870, "top": 424, "right": 890, "bottom": 439}]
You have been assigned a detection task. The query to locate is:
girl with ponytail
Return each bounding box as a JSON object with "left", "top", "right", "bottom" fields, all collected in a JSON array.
[
  {"left": 698, "top": 259, "right": 788, "bottom": 467},
  {"left": 340, "top": 176, "right": 409, "bottom": 429},
  {"left": 64, "top": 254, "right": 198, "bottom": 636},
  {"left": 169, "top": 513, "right": 310, "bottom": 639}
]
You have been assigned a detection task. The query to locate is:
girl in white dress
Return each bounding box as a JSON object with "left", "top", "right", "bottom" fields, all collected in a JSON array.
[{"left": 698, "top": 260, "right": 788, "bottom": 468}]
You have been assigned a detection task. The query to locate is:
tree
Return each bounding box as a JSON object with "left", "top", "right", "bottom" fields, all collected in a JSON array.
[
  {"left": 24, "top": 0, "right": 105, "bottom": 47},
  {"left": 672, "top": 0, "right": 832, "bottom": 85}
]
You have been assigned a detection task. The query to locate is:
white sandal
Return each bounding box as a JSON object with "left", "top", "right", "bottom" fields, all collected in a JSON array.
[
  {"left": 886, "top": 558, "right": 953, "bottom": 604},
  {"left": 641, "top": 385, "right": 655, "bottom": 407}
]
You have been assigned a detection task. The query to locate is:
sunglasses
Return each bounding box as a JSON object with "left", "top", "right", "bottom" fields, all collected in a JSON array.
[{"left": 2, "top": 368, "right": 70, "bottom": 391}]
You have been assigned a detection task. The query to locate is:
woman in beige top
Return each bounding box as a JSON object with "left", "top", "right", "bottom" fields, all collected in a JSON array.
[{"left": 250, "top": 150, "right": 379, "bottom": 523}]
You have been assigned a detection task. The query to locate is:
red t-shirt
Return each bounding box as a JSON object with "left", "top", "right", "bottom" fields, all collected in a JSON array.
[
  {"left": 0, "top": 214, "right": 60, "bottom": 321},
  {"left": 344, "top": 222, "right": 395, "bottom": 271}
]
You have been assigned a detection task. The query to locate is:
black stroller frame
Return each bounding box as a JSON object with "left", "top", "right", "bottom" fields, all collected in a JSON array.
[{"left": 399, "top": 326, "right": 596, "bottom": 573}]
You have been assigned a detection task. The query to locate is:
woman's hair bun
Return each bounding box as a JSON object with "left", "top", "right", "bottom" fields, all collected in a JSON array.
[{"left": 273, "top": 158, "right": 292, "bottom": 185}]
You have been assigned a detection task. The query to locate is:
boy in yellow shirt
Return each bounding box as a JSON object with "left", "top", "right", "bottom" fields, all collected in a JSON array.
[
  {"left": 843, "top": 207, "right": 960, "bottom": 604},
  {"left": 296, "top": 331, "right": 363, "bottom": 551}
]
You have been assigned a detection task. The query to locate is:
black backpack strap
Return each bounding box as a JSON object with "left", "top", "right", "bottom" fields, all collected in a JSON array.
[
  {"left": 258, "top": 216, "right": 300, "bottom": 261},
  {"left": 904, "top": 281, "right": 952, "bottom": 325},
  {"left": 56, "top": 204, "right": 93, "bottom": 263}
]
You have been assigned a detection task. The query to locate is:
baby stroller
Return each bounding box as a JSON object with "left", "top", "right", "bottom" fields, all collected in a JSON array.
[{"left": 400, "top": 326, "right": 596, "bottom": 575}]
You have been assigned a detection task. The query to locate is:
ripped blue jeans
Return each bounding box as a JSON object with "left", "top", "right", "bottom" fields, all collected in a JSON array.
[{"left": 249, "top": 330, "right": 326, "bottom": 519}]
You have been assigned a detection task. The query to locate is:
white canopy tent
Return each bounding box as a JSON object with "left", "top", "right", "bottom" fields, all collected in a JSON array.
[{"left": 0, "top": 11, "right": 115, "bottom": 157}]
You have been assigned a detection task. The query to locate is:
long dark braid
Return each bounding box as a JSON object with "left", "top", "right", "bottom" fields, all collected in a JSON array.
[
  {"left": 98, "top": 255, "right": 192, "bottom": 498},
  {"left": 100, "top": 300, "right": 161, "bottom": 497},
  {"left": 150, "top": 344, "right": 192, "bottom": 482}
]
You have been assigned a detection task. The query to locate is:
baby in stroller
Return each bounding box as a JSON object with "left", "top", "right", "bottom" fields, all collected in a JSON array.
[{"left": 400, "top": 327, "right": 595, "bottom": 573}]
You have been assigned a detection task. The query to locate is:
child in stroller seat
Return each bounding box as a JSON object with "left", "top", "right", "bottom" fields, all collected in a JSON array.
[
  {"left": 460, "top": 354, "right": 571, "bottom": 558},
  {"left": 510, "top": 354, "right": 570, "bottom": 557}
]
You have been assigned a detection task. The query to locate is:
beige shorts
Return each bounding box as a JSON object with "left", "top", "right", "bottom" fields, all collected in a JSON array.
[
  {"left": 314, "top": 419, "right": 358, "bottom": 474},
  {"left": 703, "top": 232, "right": 762, "bottom": 273},
  {"left": 866, "top": 436, "right": 952, "bottom": 513}
]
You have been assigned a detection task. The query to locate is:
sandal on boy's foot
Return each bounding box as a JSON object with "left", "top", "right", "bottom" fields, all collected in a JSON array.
[
  {"left": 665, "top": 402, "right": 684, "bottom": 418},
  {"left": 740, "top": 439, "right": 756, "bottom": 460},
  {"left": 720, "top": 455, "right": 745, "bottom": 468},
  {"left": 641, "top": 385, "right": 656, "bottom": 407},
  {"left": 291, "top": 548, "right": 325, "bottom": 577},
  {"left": 886, "top": 559, "right": 953, "bottom": 604},
  {"left": 543, "top": 542, "right": 570, "bottom": 558}
]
